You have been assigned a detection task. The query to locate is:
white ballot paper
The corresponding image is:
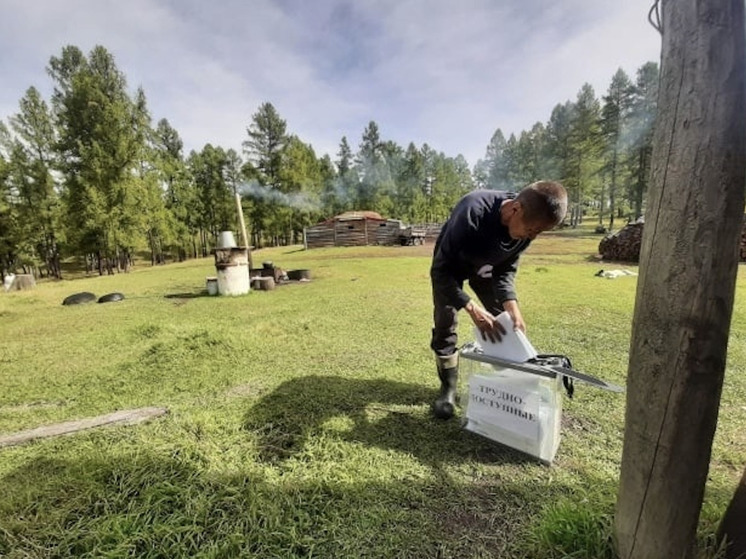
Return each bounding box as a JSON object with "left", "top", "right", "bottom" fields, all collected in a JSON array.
[{"left": 473, "top": 311, "right": 538, "bottom": 362}]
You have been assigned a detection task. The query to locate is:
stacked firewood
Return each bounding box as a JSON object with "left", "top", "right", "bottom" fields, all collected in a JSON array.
[
  {"left": 598, "top": 221, "right": 645, "bottom": 262},
  {"left": 599, "top": 218, "right": 746, "bottom": 263}
]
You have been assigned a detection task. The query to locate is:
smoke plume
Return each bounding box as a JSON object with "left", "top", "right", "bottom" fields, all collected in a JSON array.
[{"left": 238, "top": 180, "right": 320, "bottom": 212}]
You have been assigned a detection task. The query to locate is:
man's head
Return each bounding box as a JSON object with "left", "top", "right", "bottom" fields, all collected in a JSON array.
[{"left": 501, "top": 181, "right": 568, "bottom": 240}]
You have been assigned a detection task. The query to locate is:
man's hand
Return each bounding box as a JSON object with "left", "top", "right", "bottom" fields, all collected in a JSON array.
[
  {"left": 464, "top": 301, "right": 507, "bottom": 343},
  {"left": 502, "top": 299, "right": 526, "bottom": 333}
]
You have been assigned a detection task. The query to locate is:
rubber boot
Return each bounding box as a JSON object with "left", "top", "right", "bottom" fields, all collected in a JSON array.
[{"left": 432, "top": 354, "right": 459, "bottom": 420}]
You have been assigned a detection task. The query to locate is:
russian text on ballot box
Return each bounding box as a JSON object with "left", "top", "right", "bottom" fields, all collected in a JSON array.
[{"left": 466, "top": 374, "right": 541, "bottom": 441}]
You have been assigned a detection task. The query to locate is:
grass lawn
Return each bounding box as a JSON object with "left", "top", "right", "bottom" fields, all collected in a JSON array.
[{"left": 1, "top": 228, "right": 744, "bottom": 558}]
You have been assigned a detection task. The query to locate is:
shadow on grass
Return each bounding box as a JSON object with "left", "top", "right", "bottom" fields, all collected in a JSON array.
[
  {"left": 545, "top": 228, "right": 600, "bottom": 240},
  {"left": 591, "top": 257, "right": 640, "bottom": 265},
  {"left": 164, "top": 291, "right": 211, "bottom": 300},
  {"left": 281, "top": 246, "right": 307, "bottom": 254},
  {"left": 0, "top": 448, "right": 621, "bottom": 558},
  {"left": 243, "top": 375, "right": 535, "bottom": 472}
]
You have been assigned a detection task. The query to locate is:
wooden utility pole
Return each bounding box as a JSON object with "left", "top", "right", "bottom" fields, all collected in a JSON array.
[{"left": 614, "top": 1, "right": 746, "bottom": 559}]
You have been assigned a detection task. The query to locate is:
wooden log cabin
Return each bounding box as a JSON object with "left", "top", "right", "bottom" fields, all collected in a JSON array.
[{"left": 304, "top": 211, "right": 407, "bottom": 249}]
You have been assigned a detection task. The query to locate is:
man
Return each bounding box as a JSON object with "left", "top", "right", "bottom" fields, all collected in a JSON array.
[{"left": 430, "top": 181, "right": 568, "bottom": 419}]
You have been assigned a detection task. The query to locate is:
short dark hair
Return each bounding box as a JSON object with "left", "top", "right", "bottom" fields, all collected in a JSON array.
[{"left": 516, "top": 181, "right": 568, "bottom": 226}]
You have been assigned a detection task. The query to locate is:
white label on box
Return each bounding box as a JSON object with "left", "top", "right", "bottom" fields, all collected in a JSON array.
[{"left": 465, "top": 374, "right": 541, "bottom": 441}]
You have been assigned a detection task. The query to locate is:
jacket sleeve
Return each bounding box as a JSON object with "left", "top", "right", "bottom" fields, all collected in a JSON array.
[
  {"left": 492, "top": 252, "right": 520, "bottom": 303},
  {"left": 430, "top": 199, "right": 482, "bottom": 309}
]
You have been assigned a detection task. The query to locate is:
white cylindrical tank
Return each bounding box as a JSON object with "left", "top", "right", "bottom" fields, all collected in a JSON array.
[{"left": 214, "top": 247, "right": 250, "bottom": 296}]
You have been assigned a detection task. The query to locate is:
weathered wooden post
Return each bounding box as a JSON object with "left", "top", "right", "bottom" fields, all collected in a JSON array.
[
  {"left": 235, "top": 193, "right": 252, "bottom": 269},
  {"left": 614, "top": 1, "right": 746, "bottom": 558}
]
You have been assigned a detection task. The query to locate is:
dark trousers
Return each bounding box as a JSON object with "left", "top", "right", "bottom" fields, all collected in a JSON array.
[{"left": 430, "top": 276, "right": 504, "bottom": 358}]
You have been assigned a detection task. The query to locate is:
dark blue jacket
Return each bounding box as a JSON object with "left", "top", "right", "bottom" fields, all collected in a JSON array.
[{"left": 430, "top": 190, "right": 530, "bottom": 309}]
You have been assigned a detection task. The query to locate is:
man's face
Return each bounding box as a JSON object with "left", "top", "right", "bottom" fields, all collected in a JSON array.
[{"left": 508, "top": 204, "right": 554, "bottom": 240}]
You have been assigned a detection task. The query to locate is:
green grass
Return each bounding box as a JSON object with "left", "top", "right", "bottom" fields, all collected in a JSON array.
[{"left": 0, "top": 231, "right": 744, "bottom": 558}]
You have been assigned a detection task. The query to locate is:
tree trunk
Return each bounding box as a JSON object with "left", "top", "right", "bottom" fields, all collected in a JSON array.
[
  {"left": 717, "top": 463, "right": 746, "bottom": 558},
  {"left": 48, "top": 233, "right": 61, "bottom": 279},
  {"left": 52, "top": 245, "right": 61, "bottom": 279},
  {"left": 120, "top": 249, "right": 130, "bottom": 272},
  {"left": 609, "top": 151, "right": 618, "bottom": 231},
  {"left": 614, "top": 2, "right": 746, "bottom": 559},
  {"left": 148, "top": 231, "right": 156, "bottom": 266},
  {"left": 598, "top": 171, "right": 606, "bottom": 225},
  {"left": 634, "top": 149, "right": 646, "bottom": 220}
]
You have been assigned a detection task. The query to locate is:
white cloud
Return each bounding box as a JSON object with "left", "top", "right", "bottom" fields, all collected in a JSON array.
[{"left": 0, "top": 0, "right": 660, "bottom": 167}]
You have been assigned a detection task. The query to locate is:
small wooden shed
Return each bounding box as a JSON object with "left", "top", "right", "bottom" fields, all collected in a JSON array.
[{"left": 304, "top": 211, "right": 405, "bottom": 249}]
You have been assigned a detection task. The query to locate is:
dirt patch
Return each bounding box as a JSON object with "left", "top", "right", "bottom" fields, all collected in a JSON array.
[
  {"left": 561, "top": 413, "right": 599, "bottom": 433},
  {"left": 164, "top": 292, "right": 209, "bottom": 306},
  {"left": 224, "top": 383, "right": 265, "bottom": 399},
  {"left": 436, "top": 484, "right": 525, "bottom": 556}
]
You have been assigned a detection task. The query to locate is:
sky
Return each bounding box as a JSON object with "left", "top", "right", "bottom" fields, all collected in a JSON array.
[{"left": 0, "top": 0, "right": 661, "bottom": 168}]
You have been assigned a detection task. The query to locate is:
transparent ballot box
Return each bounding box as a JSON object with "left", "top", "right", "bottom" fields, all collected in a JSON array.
[{"left": 459, "top": 342, "right": 623, "bottom": 464}]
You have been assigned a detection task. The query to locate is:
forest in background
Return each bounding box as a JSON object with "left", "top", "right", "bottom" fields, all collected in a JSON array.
[{"left": 0, "top": 45, "right": 658, "bottom": 278}]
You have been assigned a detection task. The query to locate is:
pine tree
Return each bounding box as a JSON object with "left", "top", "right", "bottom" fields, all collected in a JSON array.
[
  {"left": 188, "top": 144, "right": 234, "bottom": 254},
  {"left": 398, "top": 142, "right": 427, "bottom": 222},
  {"left": 242, "top": 102, "right": 288, "bottom": 190},
  {"left": 336, "top": 136, "right": 353, "bottom": 176},
  {"left": 0, "top": 126, "right": 23, "bottom": 277},
  {"left": 317, "top": 153, "right": 339, "bottom": 219},
  {"left": 503, "top": 133, "right": 521, "bottom": 190},
  {"left": 545, "top": 101, "right": 575, "bottom": 188},
  {"left": 472, "top": 159, "right": 489, "bottom": 190},
  {"left": 241, "top": 102, "right": 293, "bottom": 246},
  {"left": 6, "top": 87, "right": 62, "bottom": 277},
  {"left": 524, "top": 122, "right": 552, "bottom": 184},
  {"left": 566, "top": 84, "right": 603, "bottom": 226},
  {"left": 627, "top": 62, "right": 659, "bottom": 220},
  {"left": 484, "top": 129, "right": 509, "bottom": 190},
  {"left": 600, "top": 68, "right": 634, "bottom": 230},
  {"left": 49, "top": 45, "right": 149, "bottom": 274},
  {"left": 325, "top": 135, "right": 357, "bottom": 216},
  {"left": 376, "top": 139, "right": 403, "bottom": 217},
  {"left": 429, "top": 152, "right": 474, "bottom": 222},
  {"left": 153, "top": 118, "right": 194, "bottom": 260},
  {"left": 279, "top": 135, "right": 324, "bottom": 243},
  {"left": 355, "top": 121, "right": 385, "bottom": 210}
]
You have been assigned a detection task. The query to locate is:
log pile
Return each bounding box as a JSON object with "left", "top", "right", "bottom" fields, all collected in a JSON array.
[
  {"left": 598, "top": 221, "right": 645, "bottom": 262},
  {"left": 600, "top": 218, "right": 746, "bottom": 263}
]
